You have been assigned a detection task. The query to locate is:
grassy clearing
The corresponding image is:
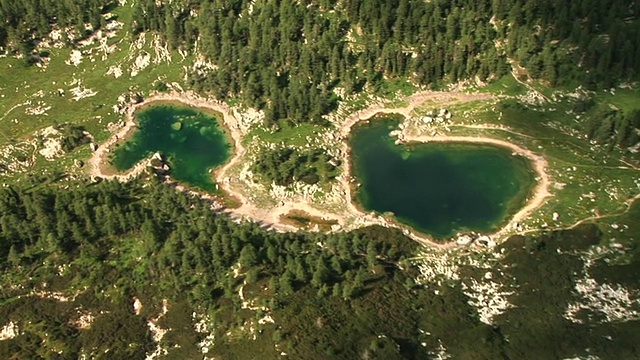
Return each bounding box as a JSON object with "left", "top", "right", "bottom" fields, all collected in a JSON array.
[
  {"left": 478, "top": 74, "right": 528, "bottom": 95},
  {"left": 597, "top": 87, "right": 640, "bottom": 112},
  {"left": 377, "top": 76, "right": 416, "bottom": 98},
  {"left": 247, "top": 123, "right": 326, "bottom": 147}
]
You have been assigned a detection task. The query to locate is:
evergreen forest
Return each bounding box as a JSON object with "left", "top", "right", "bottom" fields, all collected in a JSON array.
[
  {"left": 1, "top": 180, "right": 639, "bottom": 358},
  {"left": 2, "top": 0, "right": 640, "bottom": 126}
]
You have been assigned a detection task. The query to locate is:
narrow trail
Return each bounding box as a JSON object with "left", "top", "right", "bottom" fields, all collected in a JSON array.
[
  {"left": 509, "top": 65, "right": 551, "bottom": 102},
  {"left": 565, "top": 194, "right": 640, "bottom": 230},
  {"left": 0, "top": 102, "right": 28, "bottom": 141},
  {"left": 619, "top": 158, "right": 640, "bottom": 171},
  {"left": 506, "top": 195, "right": 640, "bottom": 241}
]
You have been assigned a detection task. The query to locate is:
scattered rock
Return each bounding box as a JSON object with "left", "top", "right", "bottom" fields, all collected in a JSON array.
[
  {"left": 133, "top": 297, "right": 142, "bottom": 315},
  {"left": 106, "top": 65, "right": 123, "bottom": 78},
  {"left": 476, "top": 236, "right": 496, "bottom": 247},
  {"left": 0, "top": 322, "right": 19, "bottom": 340},
  {"left": 65, "top": 50, "right": 83, "bottom": 66},
  {"left": 456, "top": 235, "right": 473, "bottom": 246},
  {"left": 152, "top": 152, "right": 163, "bottom": 161}
]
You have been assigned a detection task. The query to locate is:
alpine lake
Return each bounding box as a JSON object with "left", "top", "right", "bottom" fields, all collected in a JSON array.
[
  {"left": 349, "top": 115, "right": 537, "bottom": 239},
  {"left": 110, "top": 103, "right": 232, "bottom": 193},
  {"left": 110, "top": 105, "right": 536, "bottom": 239}
]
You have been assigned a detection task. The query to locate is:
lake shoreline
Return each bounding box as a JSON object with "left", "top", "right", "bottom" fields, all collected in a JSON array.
[
  {"left": 348, "top": 119, "right": 540, "bottom": 239},
  {"left": 87, "top": 92, "right": 244, "bottom": 187},
  {"left": 340, "top": 108, "right": 551, "bottom": 247},
  {"left": 400, "top": 134, "right": 551, "bottom": 239},
  {"left": 88, "top": 90, "right": 551, "bottom": 250}
]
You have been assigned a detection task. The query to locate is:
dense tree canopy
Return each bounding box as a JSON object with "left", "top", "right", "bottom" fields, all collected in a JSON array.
[
  {"left": 131, "top": 0, "right": 640, "bottom": 125},
  {"left": 0, "top": 0, "right": 108, "bottom": 55},
  {"left": 1, "top": 179, "right": 639, "bottom": 359},
  {"left": 0, "top": 179, "right": 408, "bottom": 305},
  {"left": 0, "top": 179, "right": 425, "bottom": 357},
  {"left": 251, "top": 147, "right": 340, "bottom": 186},
  {"left": 3, "top": 0, "right": 638, "bottom": 125}
]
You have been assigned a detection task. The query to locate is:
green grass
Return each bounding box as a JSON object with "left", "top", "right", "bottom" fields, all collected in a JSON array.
[
  {"left": 376, "top": 77, "right": 416, "bottom": 98},
  {"left": 247, "top": 122, "right": 326, "bottom": 147},
  {"left": 597, "top": 87, "right": 640, "bottom": 112},
  {"left": 479, "top": 74, "right": 528, "bottom": 95},
  {"left": 0, "top": 3, "right": 192, "bottom": 184}
]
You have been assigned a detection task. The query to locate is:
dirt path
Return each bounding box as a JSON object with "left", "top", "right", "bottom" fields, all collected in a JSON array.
[
  {"left": 565, "top": 193, "right": 640, "bottom": 230},
  {"left": 0, "top": 102, "right": 29, "bottom": 141},
  {"left": 449, "top": 124, "right": 535, "bottom": 139},
  {"left": 336, "top": 90, "right": 493, "bottom": 138}
]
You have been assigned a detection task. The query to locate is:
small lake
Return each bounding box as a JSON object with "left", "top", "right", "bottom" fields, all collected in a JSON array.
[
  {"left": 350, "top": 115, "right": 536, "bottom": 238},
  {"left": 110, "top": 103, "right": 231, "bottom": 192}
]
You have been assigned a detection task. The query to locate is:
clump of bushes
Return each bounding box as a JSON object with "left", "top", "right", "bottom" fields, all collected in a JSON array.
[{"left": 252, "top": 147, "right": 340, "bottom": 186}]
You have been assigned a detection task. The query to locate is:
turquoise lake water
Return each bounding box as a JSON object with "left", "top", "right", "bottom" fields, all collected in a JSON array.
[
  {"left": 349, "top": 116, "right": 536, "bottom": 238},
  {"left": 110, "top": 104, "right": 231, "bottom": 192}
]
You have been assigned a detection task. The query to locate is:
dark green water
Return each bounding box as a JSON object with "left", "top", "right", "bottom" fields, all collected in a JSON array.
[
  {"left": 111, "top": 104, "right": 231, "bottom": 192},
  {"left": 350, "top": 116, "right": 536, "bottom": 238}
]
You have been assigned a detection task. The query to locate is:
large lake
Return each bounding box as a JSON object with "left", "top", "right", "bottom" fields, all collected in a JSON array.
[
  {"left": 349, "top": 115, "right": 536, "bottom": 238},
  {"left": 110, "top": 103, "right": 231, "bottom": 192}
]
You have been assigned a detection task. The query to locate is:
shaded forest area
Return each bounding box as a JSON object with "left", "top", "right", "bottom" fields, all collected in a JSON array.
[
  {"left": 585, "top": 108, "right": 640, "bottom": 150},
  {"left": 1, "top": 180, "right": 639, "bottom": 358},
  {"left": 251, "top": 147, "right": 340, "bottom": 186},
  {"left": 0, "top": 0, "right": 109, "bottom": 56}
]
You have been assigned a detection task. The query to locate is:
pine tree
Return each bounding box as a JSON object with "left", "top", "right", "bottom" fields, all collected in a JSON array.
[
  {"left": 311, "top": 256, "right": 330, "bottom": 288},
  {"left": 7, "top": 244, "right": 20, "bottom": 266},
  {"left": 239, "top": 244, "right": 258, "bottom": 268}
]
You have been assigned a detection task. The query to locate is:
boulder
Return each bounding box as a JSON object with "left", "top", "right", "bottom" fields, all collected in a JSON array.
[
  {"left": 476, "top": 236, "right": 495, "bottom": 247},
  {"left": 456, "top": 235, "right": 473, "bottom": 246},
  {"left": 152, "top": 152, "right": 163, "bottom": 161}
]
